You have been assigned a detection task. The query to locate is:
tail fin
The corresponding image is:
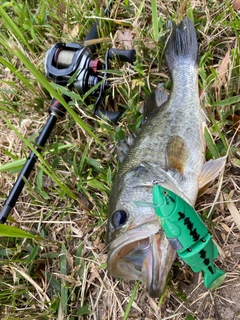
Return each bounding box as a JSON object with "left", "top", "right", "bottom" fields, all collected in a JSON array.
[
  {"left": 165, "top": 17, "right": 198, "bottom": 71},
  {"left": 204, "top": 268, "right": 226, "bottom": 290}
]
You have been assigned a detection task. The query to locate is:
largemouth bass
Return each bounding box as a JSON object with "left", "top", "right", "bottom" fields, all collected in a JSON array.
[{"left": 107, "top": 17, "right": 226, "bottom": 298}]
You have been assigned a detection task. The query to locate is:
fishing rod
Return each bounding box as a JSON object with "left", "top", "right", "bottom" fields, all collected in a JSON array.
[
  {"left": 0, "top": 98, "right": 69, "bottom": 224},
  {"left": 0, "top": 8, "right": 136, "bottom": 224}
]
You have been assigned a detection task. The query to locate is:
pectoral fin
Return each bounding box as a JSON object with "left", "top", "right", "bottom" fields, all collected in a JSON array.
[
  {"left": 167, "top": 135, "right": 190, "bottom": 174},
  {"left": 198, "top": 156, "right": 226, "bottom": 190}
]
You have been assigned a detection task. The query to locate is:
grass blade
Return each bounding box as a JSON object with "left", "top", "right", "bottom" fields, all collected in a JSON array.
[
  {"left": 204, "top": 126, "right": 220, "bottom": 159},
  {"left": 151, "top": 0, "right": 158, "bottom": 41},
  {"left": 0, "top": 224, "right": 43, "bottom": 240},
  {"left": 60, "top": 242, "right": 68, "bottom": 315},
  {"left": 0, "top": 144, "right": 73, "bottom": 173},
  {"left": 123, "top": 281, "right": 140, "bottom": 320},
  {"left": 0, "top": 114, "right": 77, "bottom": 199},
  {"left": 211, "top": 95, "right": 240, "bottom": 107},
  {"left": 0, "top": 56, "right": 35, "bottom": 91},
  {"left": 0, "top": 158, "right": 27, "bottom": 172},
  {"left": 0, "top": 6, "right": 33, "bottom": 52}
]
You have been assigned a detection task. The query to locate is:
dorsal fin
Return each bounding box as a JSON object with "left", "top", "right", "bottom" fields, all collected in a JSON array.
[
  {"left": 118, "top": 84, "right": 168, "bottom": 162},
  {"left": 117, "top": 133, "right": 136, "bottom": 162},
  {"left": 142, "top": 84, "right": 168, "bottom": 124}
]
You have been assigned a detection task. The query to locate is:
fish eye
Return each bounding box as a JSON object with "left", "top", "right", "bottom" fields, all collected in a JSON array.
[
  {"left": 111, "top": 210, "right": 128, "bottom": 228},
  {"left": 163, "top": 190, "right": 168, "bottom": 196}
]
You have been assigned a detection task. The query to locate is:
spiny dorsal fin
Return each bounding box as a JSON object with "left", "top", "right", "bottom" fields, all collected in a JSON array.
[
  {"left": 118, "top": 84, "right": 168, "bottom": 162},
  {"left": 198, "top": 156, "right": 226, "bottom": 189},
  {"left": 142, "top": 84, "right": 168, "bottom": 124},
  {"left": 117, "top": 133, "right": 136, "bottom": 163}
]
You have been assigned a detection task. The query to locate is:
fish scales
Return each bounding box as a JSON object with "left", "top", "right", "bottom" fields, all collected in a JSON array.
[
  {"left": 107, "top": 17, "right": 225, "bottom": 298},
  {"left": 116, "top": 63, "right": 204, "bottom": 204}
]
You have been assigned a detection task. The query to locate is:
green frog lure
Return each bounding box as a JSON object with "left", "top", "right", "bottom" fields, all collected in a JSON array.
[{"left": 152, "top": 185, "right": 226, "bottom": 290}]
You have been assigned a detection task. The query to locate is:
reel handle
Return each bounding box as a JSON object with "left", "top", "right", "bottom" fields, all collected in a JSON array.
[
  {"left": 108, "top": 48, "right": 136, "bottom": 64},
  {"left": 82, "top": 21, "right": 99, "bottom": 53},
  {"left": 94, "top": 110, "right": 122, "bottom": 123},
  {"left": 82, "top": 7, "right": 111, "bottom": 53}
]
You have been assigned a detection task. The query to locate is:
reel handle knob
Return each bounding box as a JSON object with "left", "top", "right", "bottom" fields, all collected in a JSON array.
[
  {"left": 82, "top": 21, "right": 99, "bottom": 53},
  {"left": 108, "top": 48, "right": 136, "bottom": 64},
  {"left": 94, "top": 110, "right": 122, "bottom": 123}
]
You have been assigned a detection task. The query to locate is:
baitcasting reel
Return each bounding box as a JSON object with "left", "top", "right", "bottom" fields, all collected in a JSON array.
[{"left": 45, "top": 42, "right": 136, "bottom": 123}]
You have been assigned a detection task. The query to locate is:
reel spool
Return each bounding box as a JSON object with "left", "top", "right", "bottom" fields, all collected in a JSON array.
[{"left": 45, "top": 42, "right": 136, "bottom": 123}]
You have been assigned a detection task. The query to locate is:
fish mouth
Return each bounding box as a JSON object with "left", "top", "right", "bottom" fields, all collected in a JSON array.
[{"left": 107, "top": 224, "right": 176, "bottom": 298}]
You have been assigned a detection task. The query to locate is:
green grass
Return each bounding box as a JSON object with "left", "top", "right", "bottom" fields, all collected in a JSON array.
[{"left": 0, "top": 0, "right": 239, "bottom": 319}]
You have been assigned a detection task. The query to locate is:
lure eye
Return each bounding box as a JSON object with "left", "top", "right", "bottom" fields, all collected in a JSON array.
[
  {"left": 163, "top": 190, "right": 168, "bottom": 196},
  {"left": 112, "top": 210, "right": 128, "bottom": 228}
]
